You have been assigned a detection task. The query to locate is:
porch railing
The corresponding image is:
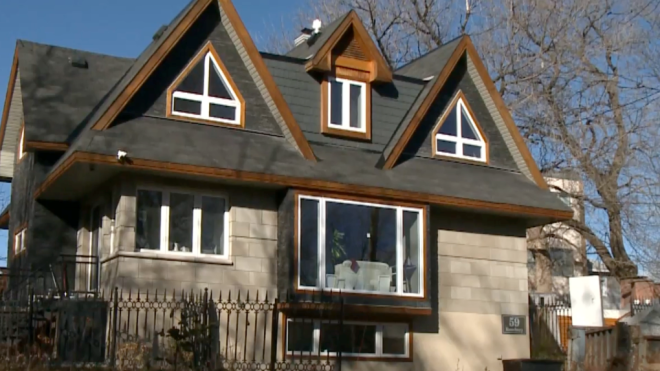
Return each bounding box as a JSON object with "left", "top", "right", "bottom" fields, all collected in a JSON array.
[{"left": 3, "top": 254, "right": 99, "bottom": 300}]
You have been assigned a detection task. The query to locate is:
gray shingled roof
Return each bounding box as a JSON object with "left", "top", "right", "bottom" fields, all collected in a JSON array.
[
  {"left": 395, "top": 37, "right": 463, "bottom": 79},
  {"left": 380, "top": 38, "right": 464, "bottom": 164},
  {"left": 52, "top": 115, "right": 570, "bottom": 214},
  {"left": 17, "top": 40, "right": 134, "bottom": 144},
  {"left": 77, "top": 0, "right": 198, "bottom": 135},
  {"left": 285, "top": 12, "right": 350, "bottom": 60}
]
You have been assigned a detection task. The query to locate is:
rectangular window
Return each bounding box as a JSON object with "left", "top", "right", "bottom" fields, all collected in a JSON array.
[
  {"left": 14, "top": 228, "right": 26, "bottom": 254},
  {"left": 328, "top": 77, "right": 367, "bottom": 133},
  {"left": 286, "top": 319, "right": 410, "bottom": 358},
  {"left": 298, "top": 195, "right": 424, "bottom": 297},
  {"left": 135, "top": 188, "right": 229, "bottom": 258}
]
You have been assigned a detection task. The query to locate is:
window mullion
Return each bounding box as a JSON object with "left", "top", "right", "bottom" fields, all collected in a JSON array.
[
  {"left": 193, "top": 195, "right": 201, "bottom": 255},
  {"left": 396, "top": 208, "right": 404, "bottom": 295},
  {"left": 376, "top": 325, "right": 383, "bottom": 357},
  {"left": 161, "top": 192, "right": 170, "bottom": 252},
  {"left": 342, "top": 82, "right": 350, "bottom": 128},
  {"left": 313, "top": 321, "right": 320, "bottom": 354},
  {"left": 456, "top": 104, "right": 463, "bottom": 156},
  {"left": 319, "top": 199, "right": 326, "bottom": 289}
]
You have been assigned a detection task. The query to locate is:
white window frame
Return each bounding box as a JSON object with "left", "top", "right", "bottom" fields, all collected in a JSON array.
[
  {"left": 136, "top": 186, "right": 230, "bottom": 259},
  {"left": 285, "top": 319, "right": 410, "bottom": 359},
  {"left": 435, "top": 97, "right": 486, "bottom": 162},
  {"left": 297, "top": 195, "right": 424, "bottom": 298},
  {"left": 88, "top": 204, "right": 103, "bottom": 292},
  {"left": 171, "top": 52, "right": 241, "bottom": 126},
  {"left": 327, "top": 77, "right": 367, "bottom": 133},
  {"left": 14, "top": 228, "right": 26, "bottom": 254}
]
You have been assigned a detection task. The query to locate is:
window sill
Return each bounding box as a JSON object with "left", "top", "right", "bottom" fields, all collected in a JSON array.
[
  {"left": 102, "top": 251, "right": 233, "bottom": 266},
  {"left": 321, "top": 125, "right": 371, "bottom": 141}
]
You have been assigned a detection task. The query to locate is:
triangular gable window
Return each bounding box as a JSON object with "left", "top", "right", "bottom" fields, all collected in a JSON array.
[
  {"left": 168, "top": 42, "right": 244, "bottom": 127},
  {"left": 433, "top": 92, "right": 487, "bottom": 163}
]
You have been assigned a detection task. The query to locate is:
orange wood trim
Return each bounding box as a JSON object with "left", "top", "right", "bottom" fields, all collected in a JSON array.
[
  {"left": 382, "top": 37, "right": 469, "bottom": 170},
  {"left": 463, "top": 37, "right": 548, "bottom": 189},
  {"left": 34, "top": 152, "right": 574, "bottom": 220},
  {"left": 0, "top": 45, "right": 19, "bottom": 153},
  {"left": 0, "top": 211, "right": 9, "bottom": 228},
  {"left": 24, "top": 140, "right": 69, "bottom": 152},
  {"left": 430, "top": 90, "right": 490, "bottom": 165},
  {"left": 297, "top": 189, "right": 426, "bottom": 209},
  {"left": 333, "top": 56, "right": 371, "bottom": 72},
  {"left": 320, "top": 78, "right": 372, "bottom": 141},
  {"left": 90, "top": 0, "right": 213, "bottom": 131},
  {"left": 166, "top": 41, "right": 246, "bottom": 129},
  {"left": 305, "top": 11, "right": 392, "bottom": 83},
  {"left": 218, "top": 0, "right": 316, "bottom": 162}
]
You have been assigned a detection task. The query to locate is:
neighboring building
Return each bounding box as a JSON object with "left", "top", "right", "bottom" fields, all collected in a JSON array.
[
  {"left": 527, "top": 172, "right": 586, "bottom": 295},
  {"left": 0, "top": 1, "right": 572, "bottom": 370}
]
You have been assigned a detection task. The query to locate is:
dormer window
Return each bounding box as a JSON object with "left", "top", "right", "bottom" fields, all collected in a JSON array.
[
  {"left": 328, "top": 77, "right": 366, "bottom": 132},
  {"left": 167, "top": 42, "right": 245, "bottom": 128},
  {"left": 432, "top": 91, "right": 487, "bottom": 163}
]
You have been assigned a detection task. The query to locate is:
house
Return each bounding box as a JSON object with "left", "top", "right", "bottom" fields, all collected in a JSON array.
[
  {"left": 527, "top": 172, "right": 586, "bottom": 296},
  {"left": 0, "top": 0, "right": 572, "bottom": 369}
]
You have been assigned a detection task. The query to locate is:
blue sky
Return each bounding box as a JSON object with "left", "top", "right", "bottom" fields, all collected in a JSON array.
[{"left": 0, "top": 0, "right": 305, "bottom": 266}]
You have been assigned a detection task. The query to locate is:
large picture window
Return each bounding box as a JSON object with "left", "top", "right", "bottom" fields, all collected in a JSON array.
[
  {"left": 136, "top": 188, "right": 228, "bottom": 258},
  {"left": 298, "top": 195, "right": 424, "bottom": 297},
  {"left": 286, "top": 319, "right": 410, "bottom": 358}
]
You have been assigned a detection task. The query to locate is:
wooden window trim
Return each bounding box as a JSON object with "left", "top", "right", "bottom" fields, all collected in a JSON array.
[
  {"left": 293, "top": 191, "right": 427, "bottom": 301},
  {"left": 13, "top": 225, "right": 27, "bottom": 256},
  {"left": 16, "top": 124, "right": 26, "bottom": 164},
  {"left": 282, "top": 315, "right": 413, "bottom": 362},
  {"left": 321, "top": 76, "right": 372, "bottom": 141},
  {"left": 166, "top": 41, "right": 246, "bottom": 129},
  {"left": 431, "top": 90, "right": 490, "bottom": 165}
]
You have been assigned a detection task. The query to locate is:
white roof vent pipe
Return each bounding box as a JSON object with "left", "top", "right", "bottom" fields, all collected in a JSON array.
[{"left": 294, "top": 19, "right": 323, "bottom": 47}]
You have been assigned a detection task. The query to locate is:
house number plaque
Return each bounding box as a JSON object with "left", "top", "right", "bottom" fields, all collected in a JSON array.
[{"left": 501, "top": 314, "right": 526, "bottom": 335}]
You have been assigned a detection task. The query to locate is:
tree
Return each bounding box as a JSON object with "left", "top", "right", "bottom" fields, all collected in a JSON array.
[{"left": 261, "top": 0, "right": 660, "bottom": 280}]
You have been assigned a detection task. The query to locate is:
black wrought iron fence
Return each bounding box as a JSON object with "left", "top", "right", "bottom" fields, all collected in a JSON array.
[{"left": 0, "top": 287, "right": 343, "bottom": 371}]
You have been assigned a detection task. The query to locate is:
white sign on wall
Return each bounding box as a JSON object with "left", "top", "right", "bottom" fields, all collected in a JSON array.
[{"left": 569, "top": 276, "right": 604, "bottom": 327}]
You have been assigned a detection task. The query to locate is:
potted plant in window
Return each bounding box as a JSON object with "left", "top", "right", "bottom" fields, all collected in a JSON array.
[{"left": 327, "top": 229, "right": 347, "bottom": 288}]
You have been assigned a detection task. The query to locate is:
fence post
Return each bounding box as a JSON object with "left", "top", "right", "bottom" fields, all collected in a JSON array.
[
  {"left": 270, "top": 298, "right": 280, "bottom": 370},
  {"left": 110, "top": 287, "right": 119, "bottom": 367},
  {"left": 570, "top": 327, "right": 585, "bottom": 371}
]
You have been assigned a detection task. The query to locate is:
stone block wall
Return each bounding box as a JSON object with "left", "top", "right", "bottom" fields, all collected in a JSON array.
[
  {"left": 413, "top": 210, "right": 530, "bottom": 371},
  {"left": 92, "top": 176, "right": 278, "bottom": 297}
]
